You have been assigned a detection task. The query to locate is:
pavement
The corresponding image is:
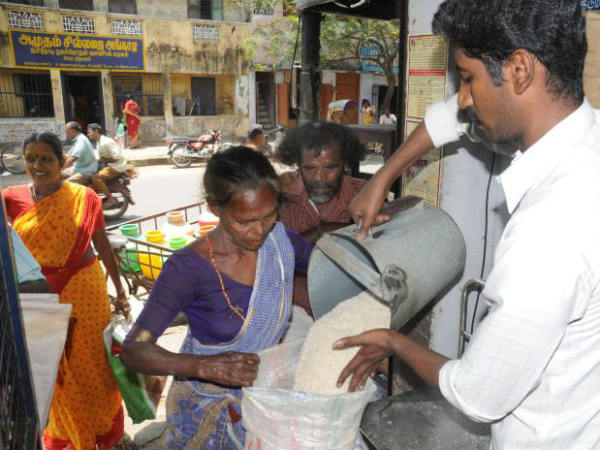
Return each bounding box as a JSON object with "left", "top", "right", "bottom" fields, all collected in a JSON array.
[{"left": 123, "top": 145, "right": 171, "bottom": 167}]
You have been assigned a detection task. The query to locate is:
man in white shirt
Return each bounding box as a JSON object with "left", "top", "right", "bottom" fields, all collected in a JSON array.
[
  {"left": 335, "top": 1, "right": 600, "bottom": 449},
  {"left": 379, "top": 108, "right": 397, "bottom": 125},
  {"left": 87, "top": 123, "right": 129, "bottom": 208}
]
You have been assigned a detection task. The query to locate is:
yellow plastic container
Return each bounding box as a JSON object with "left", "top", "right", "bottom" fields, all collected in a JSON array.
[{"left": 139, "top": 230, "right": 166, "bottom": 280}]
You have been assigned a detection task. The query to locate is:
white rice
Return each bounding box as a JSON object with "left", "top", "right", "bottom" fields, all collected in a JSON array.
[{"left": 293, "top": 291, "right": 391, "bottom": 395}]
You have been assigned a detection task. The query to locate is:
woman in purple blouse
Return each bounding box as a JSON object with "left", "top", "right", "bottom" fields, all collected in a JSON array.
[{"left": 120, "top": 147, "right": 312, "bottom": 450}]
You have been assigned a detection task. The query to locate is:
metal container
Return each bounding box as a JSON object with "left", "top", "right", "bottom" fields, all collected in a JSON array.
[{"left": 308, "top": 197, "right": 466, "bottom": 330}]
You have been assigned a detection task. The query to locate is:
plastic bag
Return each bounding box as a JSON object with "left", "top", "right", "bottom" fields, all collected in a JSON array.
[
  {"left": 103, "top": 296, "right": 166, "bottom": 424},
  {"left": 242, "top": 339, "right": 375, "bottom": 450}
]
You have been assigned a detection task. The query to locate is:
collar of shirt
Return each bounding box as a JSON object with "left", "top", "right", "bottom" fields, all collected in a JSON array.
[{"left": 498, "top": 99, "right": 596, "bottom": 214}]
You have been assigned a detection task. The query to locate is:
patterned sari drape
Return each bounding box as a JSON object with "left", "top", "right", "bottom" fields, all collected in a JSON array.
[
  {"left": 166, "top": 222, "right": 295, "bottom": 450},
  {"left": 13, "top": 182, "right": 123, "bottom": 450}
]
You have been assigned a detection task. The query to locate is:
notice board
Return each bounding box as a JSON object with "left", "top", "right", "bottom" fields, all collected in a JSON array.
[
  {"left": 10, "top": 30, "right": 144, "bottom": 71},
  {"left": 402, "top": 34, "right": 449, "bottom": 207}
]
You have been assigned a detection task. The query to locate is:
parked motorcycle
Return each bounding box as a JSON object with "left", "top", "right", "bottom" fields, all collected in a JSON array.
[{"left": 167, "top": 129, "right": 226, "bottom": 168}]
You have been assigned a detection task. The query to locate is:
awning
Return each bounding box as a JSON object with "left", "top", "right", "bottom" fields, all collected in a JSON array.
[{"left": 297, "top": 0, "right": 403, "bottom": 20}]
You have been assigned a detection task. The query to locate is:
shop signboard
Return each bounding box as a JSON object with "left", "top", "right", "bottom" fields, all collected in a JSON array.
[
  {"left": 10, "top": 30, "right": 144, "bottom": 71},
  {"left": 581, "top": 0, "right": 600, "bottom": 10},
  {"left": 359, "top": 46, "right": 399, "bottom": 74}
]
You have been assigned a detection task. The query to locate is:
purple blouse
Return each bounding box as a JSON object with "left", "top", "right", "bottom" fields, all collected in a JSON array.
[{"left": 135, "top": 228, "right": 312, "bottom": 344}]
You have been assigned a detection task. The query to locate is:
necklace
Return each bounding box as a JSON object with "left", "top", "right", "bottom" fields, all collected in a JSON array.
[
  {"left": 29, "top": 183, "right": 61, "bottom": 203},
  {"left": 205, "top": 234, "right": 246, "bottom": 321}
]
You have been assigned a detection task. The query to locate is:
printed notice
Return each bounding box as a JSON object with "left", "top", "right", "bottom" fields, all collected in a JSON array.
[{"left": 402, "top": 35, "right": 448, "bottom": 206}]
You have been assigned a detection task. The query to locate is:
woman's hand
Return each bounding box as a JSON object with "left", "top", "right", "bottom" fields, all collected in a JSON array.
[
  {"left": 197, "top": 352, "right": 260, "bottom": 387},
  {"left": 114, "top": 292, "right": 130, "bottom": 318},
  {"left": 333, "top": 329, "right": 395, "bottom": 392}
]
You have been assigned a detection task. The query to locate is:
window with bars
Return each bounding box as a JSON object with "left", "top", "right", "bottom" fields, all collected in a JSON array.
[
  {"left": 0, "top": 71, "right": 54, "bottom": 118},
  {"left": 109, "top": 0, "right": 137, "bottom": 14},
  {"left": 112, "top": 74, "right": 164, "bottom": 116},
  {"left": 6, "top": 0, "right": 43, "bottom": 5},
  {"left": 62, "top": 15, "right": 95, "bottom": 33},
  {"left": 193, "top": 24, "right": 219, "bottom": 40},
  {"left": 7, "top": 11, "right": 44, "bottom": 30},
  {"left": 112, "top": 19, "right": 142, "bottom": 36},
  {"left": 190, "top": 77, "right": 216, "bottom": 116},
  {"left": 59, "top": 0, "right": 93, "bottom": 10},
  {"left": 187, "top": 0, "right": 224, "bottom": 20}
]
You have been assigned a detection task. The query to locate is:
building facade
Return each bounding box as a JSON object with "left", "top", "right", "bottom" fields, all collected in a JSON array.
[{"left": 0, "top": 0, "right": 252, "bottom": 144}]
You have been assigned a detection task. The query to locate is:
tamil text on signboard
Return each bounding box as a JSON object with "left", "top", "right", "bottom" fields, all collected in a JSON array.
[
  {"left": 11, "top": 30, "right": 144, "bottom": 71},
  {"left": 582, "top": 0, "right": 600, "bottom": 9}
]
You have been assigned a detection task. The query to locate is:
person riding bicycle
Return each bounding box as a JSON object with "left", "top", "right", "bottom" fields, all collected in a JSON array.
[
  {"left": 87, "top": 123, "right": 130, "bottom": 209},
  {"left": 63, "top": 121, "right": 97, "bottom": 185}
]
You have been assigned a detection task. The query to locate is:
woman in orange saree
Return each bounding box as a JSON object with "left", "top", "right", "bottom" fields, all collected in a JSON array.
[
  {"left": 123, "top": 96, "right": 141, "bottom": 149},
  {"left": 3, "top": 132, "right": 131, "bottom": 450}
]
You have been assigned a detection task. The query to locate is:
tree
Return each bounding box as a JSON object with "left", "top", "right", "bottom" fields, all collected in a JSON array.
[
  {"left": 249, "top": 4, "right": 400, "bottom": 111},
  {"left": 321, "top": 18, "right": 399, "bottom": 111}
]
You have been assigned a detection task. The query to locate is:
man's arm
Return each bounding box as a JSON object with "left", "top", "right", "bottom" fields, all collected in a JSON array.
[
  {"left": 350, "top": 123, "right": 435, "bottom": 239},
  {"left": 63, "top": 155, "right": 76, "bottom": 168},
  {"left": 351, "top": 95, "right": 465, "bottom": 239},
  {"left": 335, "top": 329, "right": 448, "bottom": 391}
]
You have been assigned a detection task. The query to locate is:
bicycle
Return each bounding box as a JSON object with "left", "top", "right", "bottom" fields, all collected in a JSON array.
[{"left": 1, "top": 144, "right": 25, "bottom": 174}]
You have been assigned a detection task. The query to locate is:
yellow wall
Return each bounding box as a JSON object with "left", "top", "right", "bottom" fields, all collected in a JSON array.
[
  {"left": 0, "top": 69, "right": 24, "bottom": 116},
  {"left": 0, "top": 4, "right": 250, "bottom": 75},
  {"left": 584, "top": 11, "right": 600, "bottom": 109}
]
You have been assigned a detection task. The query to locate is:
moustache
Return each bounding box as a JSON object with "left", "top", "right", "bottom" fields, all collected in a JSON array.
[
  {"left": 458, "top": 107, "right": 480, "bottom": 125},
  {"left": 307, "top": 181, "right": 335, "bottom": 191}
]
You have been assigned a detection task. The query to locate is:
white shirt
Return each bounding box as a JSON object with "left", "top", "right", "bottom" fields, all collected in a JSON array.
[
  {"left": 96, "top": 135, "right": 127, "bottom": 172},
  {"left": 426, "top": 97, "right": 600, "bottom": 449},
  {"left": 379, "top": 113, "right": 397, "bottom": 125}
]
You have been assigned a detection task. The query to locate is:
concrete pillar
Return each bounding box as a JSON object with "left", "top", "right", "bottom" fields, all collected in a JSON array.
[
  {"left": 163, "top": 73, "right": 174, "bottom": 136},
  {"left": 299, "top": 11, "right": 322, "bottom": 123},
  {"left": 50, "top": 69, "right": 65, "bottom": 130},
  {"left": 248, "top": 70, "right": 256, "bottom": 124},
  {"left": 101, "top": 71, "right": 115, "bottom": 135},
  {"left": 94, "top": 0, "right": 109, "bottom": 13}
]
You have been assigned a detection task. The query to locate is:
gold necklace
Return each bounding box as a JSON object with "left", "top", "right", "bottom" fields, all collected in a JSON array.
[{"left": 205, "top": 235, "right": 246, "bottom": 321}]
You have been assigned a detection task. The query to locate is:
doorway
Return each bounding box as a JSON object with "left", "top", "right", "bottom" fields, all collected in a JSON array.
[
  {"left": 255, "top": 72, "right": 276, "bottom": 129},
  {"left": 62, "top": 72, "right": 104, "bottom": 131}
]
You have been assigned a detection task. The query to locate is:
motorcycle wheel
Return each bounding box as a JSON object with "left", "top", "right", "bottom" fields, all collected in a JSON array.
[
  {"left": 170, "top": 145, "right": 193, "bottom": 168},
  {"left": 1, "top": 144, "right": 25, "bottom": 174},
  {"left": 103, "top": 191, "right": 129, "bottom": 220}
]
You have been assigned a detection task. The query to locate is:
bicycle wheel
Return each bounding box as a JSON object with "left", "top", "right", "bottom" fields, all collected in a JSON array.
[{"left": 1, "top": 145, "right": 25, "bottom": 174}]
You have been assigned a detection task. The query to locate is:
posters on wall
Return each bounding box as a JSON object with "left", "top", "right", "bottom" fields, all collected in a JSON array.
[{"left": 402, "top": 34, "right": 448, "bottom": 207}]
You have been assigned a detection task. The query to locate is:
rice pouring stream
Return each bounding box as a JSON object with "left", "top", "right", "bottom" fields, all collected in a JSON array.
[{"left": 293, "top": 291, "right": 391, "bottom": 395}]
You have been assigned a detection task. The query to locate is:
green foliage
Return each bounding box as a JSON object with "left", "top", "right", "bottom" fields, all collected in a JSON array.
[
  {"left": 249, "top": 15, "right": 301, "bottom": 70},
  {"left": 250, "top": 12, "right": 399, "bottom": 74}
]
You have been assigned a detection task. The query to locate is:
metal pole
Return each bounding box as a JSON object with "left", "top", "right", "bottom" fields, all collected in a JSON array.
[{"left": 299, "top": 11, "right": 322, "bottom": 123}]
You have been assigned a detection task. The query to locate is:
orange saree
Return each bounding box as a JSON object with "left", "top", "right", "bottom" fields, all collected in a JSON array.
[{"left": 10, "top": 182, "right": 123, "bottom": 450}]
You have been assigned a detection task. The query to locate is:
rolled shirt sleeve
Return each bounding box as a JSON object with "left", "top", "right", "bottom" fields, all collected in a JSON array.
[{"left": 424, "top": 94, "right": 468, "bottom": 148}]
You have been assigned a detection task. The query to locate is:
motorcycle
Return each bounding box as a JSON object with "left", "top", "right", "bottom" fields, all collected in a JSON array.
[
  {"left": 86, "top": 172, "right": 135, "bottom": 220},
  {"left": 166, "top": 129, "right": 225, "bottom": 168}
]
